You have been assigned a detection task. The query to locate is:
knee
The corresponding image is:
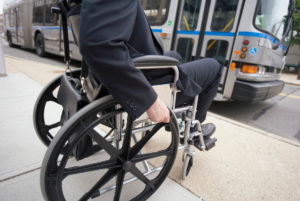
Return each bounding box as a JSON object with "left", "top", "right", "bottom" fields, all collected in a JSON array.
[{"left": 205, "top": 58, "right": 222, "bottom": 72}]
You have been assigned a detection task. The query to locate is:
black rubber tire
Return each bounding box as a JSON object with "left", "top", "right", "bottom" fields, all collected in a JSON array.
[
  {"left": 182, "top": 155, "right": 193, "bottom": 179},
  {"left": 33, "top": 70, "right": 81, "bottom": 149},
  {"left": 40, "top": 95, "right": 179, "bottom": 201},
  {"left": 35, "top": 33, "right": 47, "bottom": 57}
]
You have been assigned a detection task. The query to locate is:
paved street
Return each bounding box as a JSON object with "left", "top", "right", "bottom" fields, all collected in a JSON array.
[
  {"left": 209, "top": 84, "right": 300, "bottom": 142},
  {"left": 2, "top": 38, "right": 300, "bottom": 143}
]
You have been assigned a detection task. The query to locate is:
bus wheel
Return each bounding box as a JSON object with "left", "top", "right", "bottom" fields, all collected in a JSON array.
[{"left": 35, "top": 33, "right": 47, "bottom": 57}]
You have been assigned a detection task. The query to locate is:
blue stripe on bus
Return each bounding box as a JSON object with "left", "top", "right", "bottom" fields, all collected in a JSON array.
[
  {"left": 3, "top": 27, "right": 23, "bottom": 30},
  {"left": 152, "top": 29, "right": 163, "bottom": 33},
  {"left": 238, "top": 31, "right": 286, "bottom": 51},
  {"left": 32, "top": 26, "right": 72, "bottom": 30},
  {"left": 279, "top": 44, "right": 286, "bottom": 51},
  {"left": 205, "top": 31, "right": 235, "bottom": 37},
  {"left": 177, "top": 30, "right": 200, "bottom": 35},
  {"left": 175, "top": 30, "right": 235, "bottom": 36}
]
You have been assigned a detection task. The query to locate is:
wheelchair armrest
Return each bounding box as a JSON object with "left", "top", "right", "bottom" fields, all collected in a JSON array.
[{"left": 133, "top": 55, "right": 180, "bottom": 67}]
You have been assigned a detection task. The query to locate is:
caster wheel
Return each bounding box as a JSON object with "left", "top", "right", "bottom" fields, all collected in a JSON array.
[{"left": 182, "top": 155, "right": 193, "bottom": 179}]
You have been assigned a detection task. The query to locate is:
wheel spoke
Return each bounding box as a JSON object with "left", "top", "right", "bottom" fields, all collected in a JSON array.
[
  {"left": 131, "top": 149, "right": 174, "bottom": 164},
  {"left": 39, "top": 122, "right": 61, "bottom": 132},
  {"left": 129, "top": 165, "right": 154, "bottom": 189},
  {"left": 122, "top": 116, "right": 133, "bottom": 160},
  {"left": 48, "top": 160, "right": 122, "bottom": 181},
  {"left": 89, "top": 129, "right": 123, "bottom": 162},
  {"left": 129, "top": 123, "right": 166, "bottom": 160},
  {"left": 79, "top": 168, "right": 120, "bottom": 201},
  {"left": 114, "top": 170, "right": 126, "bottom": 201}
]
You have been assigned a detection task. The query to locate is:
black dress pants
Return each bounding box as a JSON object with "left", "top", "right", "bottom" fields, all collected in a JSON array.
[{"left": 164, "top": 51, "right": 222, "bottom": 123}]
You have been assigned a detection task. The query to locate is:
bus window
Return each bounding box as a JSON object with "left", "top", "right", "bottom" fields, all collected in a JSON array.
[
  {"left": 141, "top": 0, "right": 171, "bottom": 26},
  {"left": 17, "top": 7, "right": 23, "bottom": 27},
  {"left": 10, "top": 9, "right": 16, "bottom": 27},
  {"left": 205, "top": 40, "right": 228, "bottom": 64},
  {"left": 3, "top": 11, "right": 7, "bottom": 27},
  {"left": 45, "top": 0, "right": 58, "bottom": 26},
  {"left": 180, "top": 0, "right": 201, "bottom": 31},
  {"left": 33, "top": 0, "right": 44, "bottom": 25},
  {"left": 210, "top": 0, "right": 239, "bottom": 32},
  {"left": 176, "top": 38, "right": 194, "bottom": 63}
]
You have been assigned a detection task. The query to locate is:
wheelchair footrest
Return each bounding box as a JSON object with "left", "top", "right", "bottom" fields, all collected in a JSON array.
[{"left": 194, "top": 137, "right": 217, "bottom": 151}]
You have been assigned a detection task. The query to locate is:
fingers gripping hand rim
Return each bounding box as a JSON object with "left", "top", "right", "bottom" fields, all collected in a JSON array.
[{"left": 146, "top": 97, "right": 170, "bottom": 123}]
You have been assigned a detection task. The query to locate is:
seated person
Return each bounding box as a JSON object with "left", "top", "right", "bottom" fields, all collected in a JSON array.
[{"left": 78, "top": 0, "right": 222, "bottom": 139}]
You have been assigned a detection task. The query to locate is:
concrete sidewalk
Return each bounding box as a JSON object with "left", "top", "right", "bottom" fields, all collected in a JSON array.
[
  {"left": 0, "top": 56, "right": 300, "bottom": 201},
  {"left": 280, "top": 73, "right": 300, "bottom": 86}
]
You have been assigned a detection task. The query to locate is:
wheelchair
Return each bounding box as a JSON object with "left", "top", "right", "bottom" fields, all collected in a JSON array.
[{"left": 34, "top": 1, "right": 217, "bottom": 200}]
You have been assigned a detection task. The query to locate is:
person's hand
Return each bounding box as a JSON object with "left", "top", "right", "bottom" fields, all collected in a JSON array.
[{"left": 146, "top": 97, "right": 170, "bottom": 123}]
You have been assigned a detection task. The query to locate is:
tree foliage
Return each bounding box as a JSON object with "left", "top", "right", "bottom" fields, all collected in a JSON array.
[{"left": 290, "top": 0, "right": 300, "bottom": 46}]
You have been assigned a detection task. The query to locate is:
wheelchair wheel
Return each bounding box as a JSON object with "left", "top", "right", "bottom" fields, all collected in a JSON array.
[
  {"left": 40, "top": 95, "right": 179, "bottom": 201},
  {"left": 33, "top": 70, "right": 81, "bottom": 148},
  {"left": 182, "top": 155, "right": 193, "bottom": 179}
]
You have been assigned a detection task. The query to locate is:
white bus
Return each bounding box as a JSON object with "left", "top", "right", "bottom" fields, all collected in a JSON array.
[{"left": 2, "top": 0, "right": 295, "bottom": 102}]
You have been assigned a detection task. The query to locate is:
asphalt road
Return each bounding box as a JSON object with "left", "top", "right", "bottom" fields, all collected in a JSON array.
[{"left": 2, "top": 38, "right": 300, "bottom": 142}]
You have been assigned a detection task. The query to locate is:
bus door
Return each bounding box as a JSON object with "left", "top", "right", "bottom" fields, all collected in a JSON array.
[
  {"left": 198, "top": 0, "right": 243, "bottom": 94},
  {"left": 10, "top": 8, "right": 17, "bottom": 43},
  {"left": 43, "top": 0, "right": 60, "bottom": 53},
  {"left": 172, "top": 0, "right": 206, "bottom": 63},
  {"left": 16, "top": 6, "right": 24, "bottom": 45},
  {"left": 173, "top": 0, "right": 244, "bottom": 94},
  {"left": 141, "top": 0, "right": 179, "bottom": 52}
]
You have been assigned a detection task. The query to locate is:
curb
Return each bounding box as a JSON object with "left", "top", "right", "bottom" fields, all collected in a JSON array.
[
  {"left": 280, "top": 80, "right": 300, "bottom": 86},
  {"left": 4, "top": 54, "right": 67, "bottom": 69},
  {"left": 207, "top": 111, "right": 300, "bottom": 148}
]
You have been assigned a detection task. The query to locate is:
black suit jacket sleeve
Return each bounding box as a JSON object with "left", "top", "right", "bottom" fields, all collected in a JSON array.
[{"left": 79, "top": 0, "right": 160, "bottom": 120}]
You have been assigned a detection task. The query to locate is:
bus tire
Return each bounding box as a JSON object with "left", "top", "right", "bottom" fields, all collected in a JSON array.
[{"left": 35, "top": 33, "right": 47, "bottom": 57}]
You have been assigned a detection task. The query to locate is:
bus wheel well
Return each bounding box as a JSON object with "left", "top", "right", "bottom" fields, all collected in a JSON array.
[{"left": 34, "top": 31, "right": 42, "bottom": 47}]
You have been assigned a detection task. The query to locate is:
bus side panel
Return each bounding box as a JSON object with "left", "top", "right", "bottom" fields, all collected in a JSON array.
[
  {"left": 223, "top": 0, "right": 258, "bottom": 99},
  {"left": 23, "top": 0, "right": 34, "bottom": 49},
  {"left": 150, "top": 0, "right": 179, "bottom": 52}
]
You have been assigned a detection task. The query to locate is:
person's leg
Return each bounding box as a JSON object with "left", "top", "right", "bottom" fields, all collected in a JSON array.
[
  {"left": 164, "top": 51, "right": 182, "bottom": 63},
  {"left": 176, "top": 58, "right": 222, "bottom": 123}
]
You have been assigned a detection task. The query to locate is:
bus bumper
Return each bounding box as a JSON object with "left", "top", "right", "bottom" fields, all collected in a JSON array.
[{"left": 231, "top": 80, "right": 284, "bottom": 102}]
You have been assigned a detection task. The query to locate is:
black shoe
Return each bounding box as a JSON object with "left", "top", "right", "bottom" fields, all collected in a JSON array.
[
  {"left": 179, "top": 123, "right": 216, "bottom": 144},
  {"left": 191, "top": 123, "right": 216, "bottom": 141}
]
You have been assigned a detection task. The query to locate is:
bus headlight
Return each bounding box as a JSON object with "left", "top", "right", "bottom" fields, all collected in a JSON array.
[
  {"left": 241, "top": 65, "right": 257, "bottom": 73},
  {"left": 257, "top": 66, "right": 266, "bottom": 75}
]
